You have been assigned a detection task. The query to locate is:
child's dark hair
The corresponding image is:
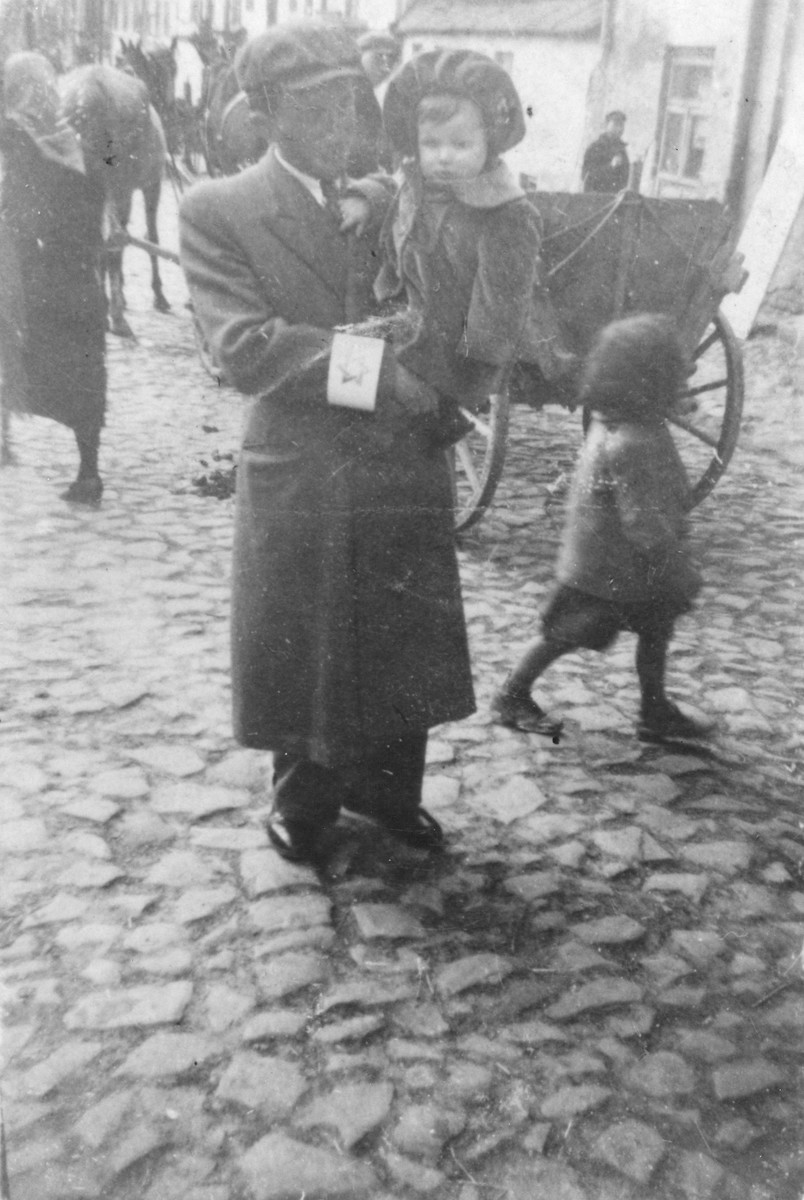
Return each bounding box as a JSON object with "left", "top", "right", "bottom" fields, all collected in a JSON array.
[{"left": 578, "top": 313, "right": 688, "bottom": 417}]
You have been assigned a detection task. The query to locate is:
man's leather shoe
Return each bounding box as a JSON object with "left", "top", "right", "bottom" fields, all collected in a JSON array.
[
  {"left": 267, "top": 814, "right": 321, "bottom": 864},
  {"left": 383, "top": 807, "right": 446, "bottom": 852}
]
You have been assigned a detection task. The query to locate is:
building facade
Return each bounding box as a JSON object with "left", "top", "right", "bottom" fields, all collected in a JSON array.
[
  {"left": 104, "top": 0, "right": 400, "bottom": 104},
  {"left": 106, "top": 0, "right": 399, "bottom": 41},
  {"left": 0, "top": 0, "right": 98, "bottom": 68},
  {"left": 590, "top": 0, "right": 804, "bottom": 310},
  {"left": 588, "top": 0, "right": 804, "bottom": 223}
]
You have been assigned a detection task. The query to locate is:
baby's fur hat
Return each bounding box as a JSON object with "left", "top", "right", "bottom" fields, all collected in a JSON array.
[
  {"left": 383, "top": 49, "right": 525, "bottom": 160},
  {"left": 579, "top": 313, "right": 688, "bottom": 419}
]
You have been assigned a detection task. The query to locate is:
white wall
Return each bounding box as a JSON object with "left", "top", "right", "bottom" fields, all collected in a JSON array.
[
  {"left": 356, "top": 0, "right": 399, "bottom": 30},
  {"left": 400, "top": 33, "right": 599, "bottom": 191},
  {"left": 590, "top": 0, "right": 755, "bottom": 201}
]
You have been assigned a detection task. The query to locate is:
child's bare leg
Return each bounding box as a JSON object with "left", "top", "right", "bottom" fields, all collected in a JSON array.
[
  {"left": 506, "top": 637, "right": 568, "bottom": 697},
  {"left": 636, "top": 625, "right": 713, "bottom": 740},
  {"left": 492, "top": 634, "right": 568, "bottom": 736},
  {"left": 635, "top": 625, "right": 670, "bottom": 721}
]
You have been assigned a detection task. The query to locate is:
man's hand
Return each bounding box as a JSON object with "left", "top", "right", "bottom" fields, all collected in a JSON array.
[
  {"left": 393, "top": 363, "right": 439, "bottom": 417},
  {"left": 338, "top": 195, "right": 372, "bottom": 236}
]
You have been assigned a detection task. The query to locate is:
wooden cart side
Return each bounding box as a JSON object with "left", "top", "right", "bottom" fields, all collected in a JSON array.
[{"left": 528, "top": 191, "right": 745, "bottom": 356}]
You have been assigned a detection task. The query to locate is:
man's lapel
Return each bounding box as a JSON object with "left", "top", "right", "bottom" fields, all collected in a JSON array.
[{"left": 258, "top": 149, "right": 348, "bottom": 303}]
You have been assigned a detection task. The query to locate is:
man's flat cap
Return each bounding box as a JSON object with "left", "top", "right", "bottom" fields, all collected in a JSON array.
[
  {"left": 605, "top": 109, "right": 626, "bottom": 122},
  {"left": 236, "top": 21, "right": 364, "bottom": 94},
  {"left": 383, "top": 49, "right": 526, "bottom": 158}
]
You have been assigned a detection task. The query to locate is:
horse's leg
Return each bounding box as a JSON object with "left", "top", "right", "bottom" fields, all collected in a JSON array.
[
  {"left": 144, "top": 179, "right": 170, "bottom": 313},
  {"left": 62, "top": 427, "right": 103, "bottom": 506},
  {"left": 0, "top": 393, "right": 16, "bottom": 467},
  {"left": 106, "top": 195, "right": 135, "bottom": 338}
]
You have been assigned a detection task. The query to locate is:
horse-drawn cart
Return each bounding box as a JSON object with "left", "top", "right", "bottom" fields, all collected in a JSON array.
[{"left": 453, "top": 189, "right": 746, "bottom": 531}]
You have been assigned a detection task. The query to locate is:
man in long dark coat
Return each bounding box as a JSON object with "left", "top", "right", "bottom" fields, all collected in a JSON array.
[
  {"left": 179, "top": 23, "right": 475, "bottom": 865},
  {"left": 582, "top": 110, "right": 629, "bottom": 193}
]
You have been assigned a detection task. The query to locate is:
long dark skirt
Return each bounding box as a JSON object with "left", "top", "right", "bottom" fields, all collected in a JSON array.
[
  {"left": 22, "top": 318, "right": 106, "bottom": 439},
  {"left": 0, "top": 123, "right": 107, "bottom": 438}
]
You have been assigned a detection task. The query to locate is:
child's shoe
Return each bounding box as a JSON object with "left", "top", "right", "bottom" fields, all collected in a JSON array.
[
  {"left": 491, "top": 690, "right": 563, "bottom": 737},
  {"left": 638, "top": 702, "right": 714, "bottom": 744}
]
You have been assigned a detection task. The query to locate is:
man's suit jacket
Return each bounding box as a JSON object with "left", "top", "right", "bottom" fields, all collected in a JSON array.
[{"left": 179, "top": 150, "right": 475, "bottom": 763}]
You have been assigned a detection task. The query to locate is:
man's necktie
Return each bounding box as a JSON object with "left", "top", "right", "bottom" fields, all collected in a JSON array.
[{"left": 321, "top": 176, "right": 360, "bottom": 320}]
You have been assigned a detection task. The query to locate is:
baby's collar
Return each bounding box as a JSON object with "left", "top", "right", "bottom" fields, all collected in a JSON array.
[
  {"left": 446, "top": 159, "right": 526, "bottom": 207},
  {"left": 407, "top": 158, "right": 525, "bottom": 208}
]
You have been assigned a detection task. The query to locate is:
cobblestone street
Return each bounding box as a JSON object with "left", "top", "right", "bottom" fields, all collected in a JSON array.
[{"left": 1, "top": 200, "right": 804, "bottom": 1200}]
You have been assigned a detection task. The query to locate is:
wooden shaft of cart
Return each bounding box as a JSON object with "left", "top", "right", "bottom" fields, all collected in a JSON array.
[{"left": 124, "top": 233, "right": 181, "bottom": 266}]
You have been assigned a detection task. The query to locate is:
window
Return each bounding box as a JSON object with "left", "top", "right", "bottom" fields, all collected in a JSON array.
[{"left": 657, "top": 48, "right": 714, "bottom": 185}]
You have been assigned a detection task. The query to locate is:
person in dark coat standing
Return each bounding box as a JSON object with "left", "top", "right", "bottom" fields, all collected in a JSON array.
[
  {"left": 179, "top": 23, "right": 475, "bottom": 866},
  {"left": 582, "top": 110, "right": 629, "bottom": 193},
  {"left": 0, "top": 52, "right": 107, "bottom": 504}
]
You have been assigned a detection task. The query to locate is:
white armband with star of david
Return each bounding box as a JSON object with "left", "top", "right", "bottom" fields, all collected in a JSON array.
[{"left": 327, "top": 333, "right": 385, "bottom": 412}]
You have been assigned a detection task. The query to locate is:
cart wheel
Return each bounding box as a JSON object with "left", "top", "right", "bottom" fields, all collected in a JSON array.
[
  {"left": 675, "top": 310, "right": 744, "bottom": 508},
  {"left": 451, "top": 390, "right": 510, "bottom": 532},
  {"left": 192, "top": 310, "right": 220, "bottom": 380}
]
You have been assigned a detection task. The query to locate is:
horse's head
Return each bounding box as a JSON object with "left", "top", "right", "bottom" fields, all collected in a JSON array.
[{"left": 118, "top": 38, "right": 175, "bottom": 116}]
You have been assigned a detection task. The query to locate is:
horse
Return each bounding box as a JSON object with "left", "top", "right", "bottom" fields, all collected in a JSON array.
[
  {"left": 59, "top": 64, "right": 169, "bottom": 338},
  {"left": 188, "top": 27, "right": 266, "bottom": 176},
  {"left": 201, "top": 59, "right": 266, "bottom": 176},
  {"left": 116, "top": 36, "right": 181, "bottom": 158}
]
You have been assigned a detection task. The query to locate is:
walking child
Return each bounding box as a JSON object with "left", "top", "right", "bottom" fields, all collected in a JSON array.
[
  {"left": 492, "top": 314, "right": 714, "bottom": 743},
  {"left": 366, "top": 49, "right": 575, "bottom": 432}
]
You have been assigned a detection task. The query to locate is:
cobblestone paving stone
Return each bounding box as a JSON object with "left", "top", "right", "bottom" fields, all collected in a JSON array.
[{"left": 1, "top": 201, "right": 803, "bottom": 1200}]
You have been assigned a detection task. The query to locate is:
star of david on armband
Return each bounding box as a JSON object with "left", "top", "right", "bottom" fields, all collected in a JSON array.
[{"left": 327, "top": 333, "right": 384, "bottom": 411}]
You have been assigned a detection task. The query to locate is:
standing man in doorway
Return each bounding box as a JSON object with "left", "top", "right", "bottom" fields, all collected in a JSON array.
[
  {"left": 356, "top": 31, "right": 401, "bottom": 169},
  {"left": 582, "top": 110, "right": 629, "bottom": 192},
  {"left": 357, "top": 31, "right": 402, "bottom": 106}
]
